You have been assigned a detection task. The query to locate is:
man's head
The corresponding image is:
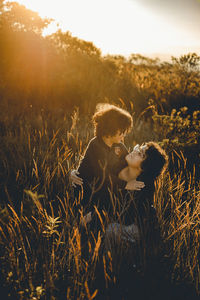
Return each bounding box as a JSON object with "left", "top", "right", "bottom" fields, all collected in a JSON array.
[
  {"left": 92, "top": 104, "right": 133, "bottom": 140},
  {"left": 126, "top": 142, "right": 168, "bottom": 181},
  {"left": 140, "top": 142, "right": 168, "bottom": 181}
]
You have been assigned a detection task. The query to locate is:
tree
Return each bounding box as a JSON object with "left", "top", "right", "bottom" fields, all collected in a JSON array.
[
  {"left": 48, "top": 30, "right": 101, "bottom": 57},
  {"left": 0, "top": 1, "right": 51, "bottom": 33},
  {"left": 0, "top": 1, "right": 53, "bottom": 110}
]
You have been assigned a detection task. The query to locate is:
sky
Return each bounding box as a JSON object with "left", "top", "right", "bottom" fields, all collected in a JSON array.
[{"left": 15, "top": 0, "right": 200, "bottom": 58}]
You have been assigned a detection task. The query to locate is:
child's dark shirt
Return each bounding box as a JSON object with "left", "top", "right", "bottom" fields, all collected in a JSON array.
[{"left": 75, "top": 136, "right": 128, "bottom": 219}]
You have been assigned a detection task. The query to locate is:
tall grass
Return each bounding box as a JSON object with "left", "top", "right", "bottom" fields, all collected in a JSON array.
[
  {"left": 0, "top": 109, "right": 199, "bottom": 299},
  {"left": 155, "top": 167, "right": 200, "bottom": 290}
]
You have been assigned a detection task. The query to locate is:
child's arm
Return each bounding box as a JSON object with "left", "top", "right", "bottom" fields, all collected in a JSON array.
[{"left": 70, "top": 169, "right": 83, "bottom": 187}]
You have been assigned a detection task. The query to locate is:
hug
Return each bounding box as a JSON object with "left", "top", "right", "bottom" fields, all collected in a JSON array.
[{"left": 70, "top": 104, "right": 168, "bottom": 253}]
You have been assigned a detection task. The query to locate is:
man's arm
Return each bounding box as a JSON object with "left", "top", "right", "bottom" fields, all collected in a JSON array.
[{"left": 111, "top": 143, "right": 145, "bottom": 190}]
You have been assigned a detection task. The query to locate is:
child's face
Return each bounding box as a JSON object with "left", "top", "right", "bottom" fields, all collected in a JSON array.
[{"left": 109, "top": 130, "right": 126, "bottom": 145}]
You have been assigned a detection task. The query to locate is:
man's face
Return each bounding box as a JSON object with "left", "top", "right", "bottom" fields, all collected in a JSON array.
[{"left": 125, "top": 144, "right": 147, "bottom": 168}]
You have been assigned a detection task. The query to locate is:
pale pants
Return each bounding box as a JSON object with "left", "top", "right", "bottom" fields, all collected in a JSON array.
[{"left": 105, "top": 222, "right": 140, "bottom": 250}]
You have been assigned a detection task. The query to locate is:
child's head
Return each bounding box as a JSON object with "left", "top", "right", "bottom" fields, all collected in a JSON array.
[{"left": 92, "top": 104, "right": 133, "bottom": 138}]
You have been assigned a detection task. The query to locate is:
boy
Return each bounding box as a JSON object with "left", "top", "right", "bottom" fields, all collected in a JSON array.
[{"left": 71, "top": 104, "right": 144, "bottom": 227}]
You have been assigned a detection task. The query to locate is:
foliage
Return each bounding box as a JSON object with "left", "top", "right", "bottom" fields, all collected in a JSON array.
[
  {"left": 0, "top": 1, "right": 51, "bottom": 33},
  {"left": 152, "top": 106, "right": 200, "bottom": 147}
]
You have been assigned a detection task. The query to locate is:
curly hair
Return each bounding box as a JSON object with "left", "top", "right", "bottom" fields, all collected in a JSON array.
[{"left": 92, "top": 104, "right": 133, "bottom": 138}]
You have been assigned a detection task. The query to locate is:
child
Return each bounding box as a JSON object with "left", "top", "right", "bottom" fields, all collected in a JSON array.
[{"left": 71, "top": 104, "right": 144, "bottom": 228}]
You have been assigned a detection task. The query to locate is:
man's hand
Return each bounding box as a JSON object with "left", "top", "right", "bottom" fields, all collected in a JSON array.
[
  {"left": 125, "top": 179, "right": 145, "bottom": 191},
  {"left": 80, "top": 212, "right": 92, "bottom": 226},
  {"left": 70, "top": 169, "right": 83, "bottom": 187}
]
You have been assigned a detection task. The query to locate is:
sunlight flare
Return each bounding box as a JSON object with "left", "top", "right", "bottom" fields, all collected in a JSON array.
[{"left": 15, "top": 0, "right": 200, "bottom": 55}]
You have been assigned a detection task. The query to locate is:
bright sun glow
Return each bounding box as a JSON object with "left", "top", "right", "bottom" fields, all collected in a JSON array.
[{"left": 16, "top": 0, "right": 199, "bottom": 56}]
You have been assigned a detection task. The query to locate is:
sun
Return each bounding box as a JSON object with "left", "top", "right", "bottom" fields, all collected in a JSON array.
[{"left": 15, "top": 0, "right": 198, "bottom": 56}]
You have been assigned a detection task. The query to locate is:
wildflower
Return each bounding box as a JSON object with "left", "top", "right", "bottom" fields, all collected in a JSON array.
[{"left": 180, "top": 107, "right": 188, "bottom": 113}]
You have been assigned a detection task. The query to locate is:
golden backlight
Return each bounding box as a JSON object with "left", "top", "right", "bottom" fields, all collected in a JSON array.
[{"left": 16, "top": 0, "right": 198, "bottom": 56}]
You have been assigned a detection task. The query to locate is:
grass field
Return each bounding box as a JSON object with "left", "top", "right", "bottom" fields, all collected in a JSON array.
[{"left": 0, "top": 109, "right": 200, "bottom": 300}]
